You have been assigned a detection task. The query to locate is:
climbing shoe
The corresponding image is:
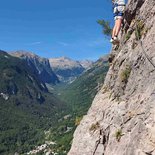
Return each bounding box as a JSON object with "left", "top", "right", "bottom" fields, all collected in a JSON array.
[
  {"left": 113, "top": 36, "right": 120, "bottom": 45},
  {"left": 110, "top": 38, "right": 115, "bottom": 43}
]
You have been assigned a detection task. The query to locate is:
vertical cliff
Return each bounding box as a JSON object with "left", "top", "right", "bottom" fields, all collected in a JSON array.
[
  {"left": 11, "top": 51, "right": 59, "bottom": 84},
  {"left": 68, "top": 0, "right": 155, "bottom": 154}
]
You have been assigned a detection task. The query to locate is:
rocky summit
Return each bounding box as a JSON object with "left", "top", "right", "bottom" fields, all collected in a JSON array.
[
  {"left": 49, "top": 57, "right": 93, "bottom": 83},
  {"left": 68, "top": 0, "right": 155, "bottom": 155}
]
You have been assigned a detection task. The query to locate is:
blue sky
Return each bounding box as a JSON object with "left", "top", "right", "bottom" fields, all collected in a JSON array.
[{"left": 0, "top": 0, "right": 113, "bottom": 60}]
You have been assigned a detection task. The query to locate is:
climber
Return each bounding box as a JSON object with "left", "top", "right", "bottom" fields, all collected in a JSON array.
[{"left": 110, "top": 0, "right": 126, "bottom": 44}]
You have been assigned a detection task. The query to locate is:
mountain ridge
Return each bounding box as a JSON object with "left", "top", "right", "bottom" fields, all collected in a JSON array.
[
  {"left": 10, "top": 51, "right": 94, "bottom": 84},
  {"left": 49, "top": 56, "right": 93, "bottom": 83},
  {"left": 10, "top": 50, "right": 59, "bottom": 85}
]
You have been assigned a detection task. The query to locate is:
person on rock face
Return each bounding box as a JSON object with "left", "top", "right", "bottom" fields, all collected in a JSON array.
[{"left": 110, "top": 0, "right": 126, "bottom": 44}]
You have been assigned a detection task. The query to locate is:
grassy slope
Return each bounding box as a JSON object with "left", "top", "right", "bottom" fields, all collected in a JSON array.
[{"left": 59, "top": 57, "right": 109, "bottom": 115}]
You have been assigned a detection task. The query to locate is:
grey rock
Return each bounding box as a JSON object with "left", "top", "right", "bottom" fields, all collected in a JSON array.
[
  {"left": 49, "top": 57, "right": 86, "bottom": 83},
  {"left": 68, "top": 0, "right": 155, "bottom": 154}
]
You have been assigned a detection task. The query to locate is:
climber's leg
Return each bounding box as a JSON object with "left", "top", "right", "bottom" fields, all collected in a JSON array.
[
  {"left": 110, "top": 24, "right": 117, "bottom": 43},
  {"left": 115, "top": 17, "right": 123, "bottom": 37},
  {"left": 110, "top": 17, "right": 121, "bottom": 44},
  {"left": 110, "top": 11, "right": 117, "bottom": 43},
  {"left": 110, "top": 4, "right": 125, "bottom": 43},
  {"left": 112, "top": 23, "right": 117, "bottom": 39}
]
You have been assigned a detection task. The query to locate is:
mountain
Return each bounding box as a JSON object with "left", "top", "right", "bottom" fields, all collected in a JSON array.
[
  {"left": 79, "top": 60, "right": 93, "bottom": 69},
  {"left": 68, "top": 0, "right": 155, "bottom": 154},
  {"left": 10, "top": 51, "right": 59, "bottom": 84},
  {"left": 49, "top": 55, "right": 109, "bottom": 154},
  {"left": 0, "top": 51, "right": 66, "bottom": 154},
  {"left": 58, "top": 55, "right": 109, "bottom": 115},
  {"left": 49, "top": 57, "right": 93, "bottom": 83}
]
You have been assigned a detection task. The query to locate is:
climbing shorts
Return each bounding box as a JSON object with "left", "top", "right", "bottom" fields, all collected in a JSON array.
[{"left": 113, "top": 4, "right": 125, "bottom": 20}]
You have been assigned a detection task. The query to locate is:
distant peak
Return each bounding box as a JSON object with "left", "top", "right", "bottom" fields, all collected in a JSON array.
[
  {"left": 51, "top": 56, "right": 72, "bottom": 61},
  {"left": 10, "top": 50, "right": 42, "bottom": 59},
  {"left": 11, "top": 50, "right": 35, "bottom": 56}
]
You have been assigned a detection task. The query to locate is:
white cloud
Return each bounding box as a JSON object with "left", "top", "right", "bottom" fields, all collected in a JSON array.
[
  {"left": 58, "top": 41, "right": 69, "bottom": 46},
  {"left": 26, "top": 42, "right": 42, "bottom": 46}
]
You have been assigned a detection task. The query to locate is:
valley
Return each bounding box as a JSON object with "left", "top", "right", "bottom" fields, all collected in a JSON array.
[{"left": 0, "top": 51, "right": 109, "bottom": 155}]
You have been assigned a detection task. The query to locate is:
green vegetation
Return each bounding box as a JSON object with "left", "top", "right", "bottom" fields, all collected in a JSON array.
[
  {"left": 135, "top": 19, "right": 149, "bottom": 41},
  {"left": 135, "top": 20, "right": 145, "bottom": 40},
  {"left": 58, "top": 57, "right": 109, "bottom": 115},
  {"left": 0, "top": 51, "right": 109, "bottom": 155},
  {"left": 97, "top": 19, "right": 112, "bottom": 36},
  {"left": 115, "top": 129, "right": 123, "bottom": 142},
  {"left": 125, "top": 30, "right": 133, "bottom": 42},
  {"left": 48, "top": 57, "right": 109, "bottom": 154},
  {"left": 0, "top": 51, "right": 66, "bottom": 154},
  {"left": 120, "top": 66, "right": 131, "bottom": 83},
  {"left": 75, "top": 116, "right": 83, "bottom": 126},
  {"left": 89, "top": 122, "right": 100, "bottom": 132},
  {"left": 51, "top": 128, "right": 74, "bottom": 154}
]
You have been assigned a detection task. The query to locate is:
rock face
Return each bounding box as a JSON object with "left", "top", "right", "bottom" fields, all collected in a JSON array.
[
  {"left": 11, "top": 51, "right": 59, "bottom": 84},
  {"left": 68, "top": 0, "right": 155, "bottom": 155},
  {"left": 49, "top": 57, "right": 93, "bottom": 83}
]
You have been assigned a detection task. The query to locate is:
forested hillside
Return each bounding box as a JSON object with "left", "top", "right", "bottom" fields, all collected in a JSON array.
[
  {"left": 49, "top": 56, "right": 109, "bottom": 154},
  {"left": 0, "top": 51, "right": 66, "bottom": 154}
]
